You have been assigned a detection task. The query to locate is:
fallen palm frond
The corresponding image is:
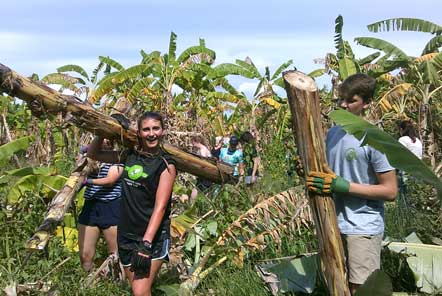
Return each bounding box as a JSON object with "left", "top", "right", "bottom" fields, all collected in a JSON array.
[
  {"left": 179, "top": 187, "right": 312, "bottom": 295},
  {"left": 216, "top": 187, "right": 311, "bottom": 248}
]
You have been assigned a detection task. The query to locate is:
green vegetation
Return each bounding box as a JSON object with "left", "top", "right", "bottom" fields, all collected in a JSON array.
[{"left": 2, "top": 15, "right": 442, "bottom": 295}]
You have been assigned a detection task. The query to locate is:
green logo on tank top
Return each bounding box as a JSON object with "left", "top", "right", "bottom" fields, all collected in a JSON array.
[
  {"left": 345, "top": 148, "right": 357, "bottom": 161},
  {"left": 125, "top": 164, "right": 148, "bottom": 180}
]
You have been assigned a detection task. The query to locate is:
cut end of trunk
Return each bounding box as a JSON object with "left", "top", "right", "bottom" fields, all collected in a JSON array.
[{"left": 283, "top": 70, "right": 317, "bottom": 92}]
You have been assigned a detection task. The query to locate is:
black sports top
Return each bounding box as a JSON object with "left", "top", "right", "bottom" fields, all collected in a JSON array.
[{"left": 118, "top": 149, "right": 176, "bottom": 242}]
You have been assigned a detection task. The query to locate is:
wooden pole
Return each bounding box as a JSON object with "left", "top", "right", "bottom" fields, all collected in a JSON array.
[
  {"left": 283, "top": 70, "right": 350, "bottom": 296},
  {"left": 0, "top": 63, "right": 235, "bottom": 184}
]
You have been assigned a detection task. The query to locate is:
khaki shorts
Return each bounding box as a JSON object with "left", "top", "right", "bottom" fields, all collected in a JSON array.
[{"left": 342, "top": 234, "right": 383, "bottom": 285}]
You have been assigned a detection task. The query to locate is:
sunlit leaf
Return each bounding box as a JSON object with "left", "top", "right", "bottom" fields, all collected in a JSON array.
[
  {"left": 330, "top": 110, "right": 442, "bottom": 194},
  {"left": 387, "top": 242, "right": 442, "bottom": 294},
  {"left": 57, "top": 64, "right": 89, "bottom": 81},
  {"left": 0, "top": 136, "right": 34, "bottom": 162}
]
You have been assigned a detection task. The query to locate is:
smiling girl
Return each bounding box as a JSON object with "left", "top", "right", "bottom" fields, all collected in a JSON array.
[{"left": 87, "top": 111, "right": 176, "bottom": 296}]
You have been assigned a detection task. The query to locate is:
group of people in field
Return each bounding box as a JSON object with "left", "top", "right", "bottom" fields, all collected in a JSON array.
[
  {"left": 76, "top": 73, "right": 423, "bottom": 295},
  {"left": 190, "top": 132, "right": 261, "bottom": 198}
]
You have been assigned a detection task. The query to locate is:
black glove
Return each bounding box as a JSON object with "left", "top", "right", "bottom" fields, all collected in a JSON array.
[
  {"left": 110, "top": 113, "right": 130, "bottom": 130},
  {"left": 130, "top": 240, "right": 152, "bottom": 277}
]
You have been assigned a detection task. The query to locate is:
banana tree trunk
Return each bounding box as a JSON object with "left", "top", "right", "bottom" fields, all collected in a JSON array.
[
  {"left": 25, "top": 157, "right": 91, "bottom": 250},
  {"left": 283, "top": 70, "right": 350, "bottom": 296},
  {"left": 0, "top": 63, "right": 235, "bottom": 184}
]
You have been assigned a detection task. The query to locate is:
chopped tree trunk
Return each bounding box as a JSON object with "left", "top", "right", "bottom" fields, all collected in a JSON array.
[
  {"left": 283, "top": 71, "right": 350, "bottom": 296},
  {"left": 0, "top": 63, "right": 235, "bottom": 184},
  {"left": 25, "top": 156, "right": 91, "bottom": 251}
]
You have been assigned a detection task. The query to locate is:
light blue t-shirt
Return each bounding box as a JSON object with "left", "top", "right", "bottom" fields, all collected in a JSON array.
[
  {"left": 326, "top": 126, "right": 394, "bottom": 235},
  {"left": 219, "top": 148, "right": 243, "bottom": 176}
]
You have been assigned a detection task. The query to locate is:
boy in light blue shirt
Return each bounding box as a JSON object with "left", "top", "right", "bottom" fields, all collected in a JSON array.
[{"left": 307, "top": 74, "right": 397, "bottom": 294}]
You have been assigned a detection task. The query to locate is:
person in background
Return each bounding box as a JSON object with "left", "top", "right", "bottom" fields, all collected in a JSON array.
[
  {"left": 240, "top": 131, "right": 260, "bottom": 185},
  {"left": 398, "top": 120, "right": 422, "bottom": 159},
  {"left": 219, "top": 135, "right": 244, "bottom": 178},
  {"left": 211, "top": 136, "right": 229, "bottom": 159},
  {"left": 78, "top": 142, "right": 123, "bottom": 272},
  {"left": 87, "top": 112, "right": 176, "bottom": 296},
  {"left": 190, "top": 136, "right": 213, "bottom": 199}
]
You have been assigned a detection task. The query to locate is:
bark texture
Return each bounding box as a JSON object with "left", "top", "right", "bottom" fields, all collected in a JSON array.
[
  {"left": 283, "top": 70, "right": 350, "bottom": 296},
  {"left": 0, "top": 63, "right": 235, "bottom": 184}
]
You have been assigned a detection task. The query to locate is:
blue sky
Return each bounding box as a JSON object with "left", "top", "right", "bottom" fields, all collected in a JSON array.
[{"left": 2, "top": 0, "right": 441, "bottom": 93}]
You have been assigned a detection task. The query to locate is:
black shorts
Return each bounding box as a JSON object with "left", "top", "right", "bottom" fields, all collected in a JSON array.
[
  {"left": 118, "top": 230, "right": 170, "bottom": 267},
  {"left": 78, "top": 198, "right": 121, "bottom": 229},
  {"left": 196, "top": 178, "right": 212, "bottom": 192}
]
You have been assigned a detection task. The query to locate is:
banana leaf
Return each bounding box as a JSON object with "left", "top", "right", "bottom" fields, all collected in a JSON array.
[
  {"left": 0, "top": 136, "right": 34, "bottom": 162},
  {"left": 329, "top": 110, "right": 442, "bottom": 195},
  {"left": 7, "top": 174, "right": 67, "bottom": 203},
  {"left": 387, "top": 242, "right": 442, "bottom": 294},
  {"left": 258, "top": 254, "right": 318, "bottom": 294}
]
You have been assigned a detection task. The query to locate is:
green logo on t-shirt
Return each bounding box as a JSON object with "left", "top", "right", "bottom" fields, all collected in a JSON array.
[
  {"left": 125, "top": 164, "right": 148, "bottom": 180},
  {"left": 345, "top": 148, "right": 357, "bottom": 161}
]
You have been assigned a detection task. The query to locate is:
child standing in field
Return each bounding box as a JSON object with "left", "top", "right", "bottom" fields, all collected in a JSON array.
[
  {"left": 307, "top": 73, "right": 397, "bottom": 294},
  {"left": 78, "top": 143, "right": 123, "bottom": 272}
]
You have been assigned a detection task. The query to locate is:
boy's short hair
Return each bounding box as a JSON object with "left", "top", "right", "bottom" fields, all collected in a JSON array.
[{"left": 339, "top": 73, "right": 376, "bottom": 103}]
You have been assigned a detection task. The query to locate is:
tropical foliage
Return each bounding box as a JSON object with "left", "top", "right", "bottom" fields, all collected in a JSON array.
[{"left": 1, "top": 15, "right": 442, "bottom": 296}]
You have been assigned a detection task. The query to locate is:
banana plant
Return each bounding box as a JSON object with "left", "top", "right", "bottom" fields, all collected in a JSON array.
[{"left": 357, "top": 18, "right": 442, "bottom": 167}]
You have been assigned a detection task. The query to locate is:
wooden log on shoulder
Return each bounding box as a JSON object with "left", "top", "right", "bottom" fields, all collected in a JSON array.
[
  {"left": 283, "top": 70, "right": 350, "bottom": 296},
  {"left": 0, "top": 63, "right": 235, "bottom": 184}
]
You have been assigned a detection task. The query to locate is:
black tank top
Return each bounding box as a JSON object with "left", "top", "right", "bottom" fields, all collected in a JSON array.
[{"left": 118, "top": 149, "right": 176, "bottom": 242}]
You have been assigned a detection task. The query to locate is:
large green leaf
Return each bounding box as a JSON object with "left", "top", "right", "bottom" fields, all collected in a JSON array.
[
  {"left": 367, "top": 18, "right": 442, "bottom": 34},
  {"left": 338, "top": 57, "right": 357, "bottom": 80},
  {"left": 358, "top": 52, "right": 381, "bottom": 65},
  {"left": 167, "top": 31, "right": 178, "bottom": 63},
  {"left": 334, "top": 15, "right": 345, "bottom": 58},
  {"left": 41, "top": 73, "right": 81, "bottom": 92},
  {"left": 354, "top": 270, "right": 393, "bottom": 296},
  {"left": 422, "top": 36, "right": 442, "bottom": 55},
  {"left": 421, "top": 60, "right": 439, "bottom": 85},
  {"left": 431, "top": 52, "right": 442, "bottom": 69},
  {"left": 355, "top": 37, "right": 408, "bottom": 59},
  {"left": 208, "top": 63, "right": 257, "bottom": 79},
  {"left": 5, "top": 166, "right": 55, "bottom": 176},
  {"left": 329, "top": 110, "right": 442, "bottom": 194},
  {"left": 7, "top": 174, "right": 67, "bottom": 203},
  {"left": 387, "top": 242, "right": 442, "bottom": 294},
  {"left": 235, "top": 59, "right": 260, "bottom": 78},
  {"left": 98, "top": 56, "right": 124, "bottom": 71},
  {"left": 127, "top": 77, "right": 155, "bottom": 102},
  {"left": 0, "top": 136, "right": 34, "bottom": 162},
  {"left": 57, "top": 64, "right": 89, "bottom": 81},
  {"left": 258, "top": 254, "right": 318, "bottom": 294},
  {"left": 176, "top": 44, "right": 216, "bottom": 64}
]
